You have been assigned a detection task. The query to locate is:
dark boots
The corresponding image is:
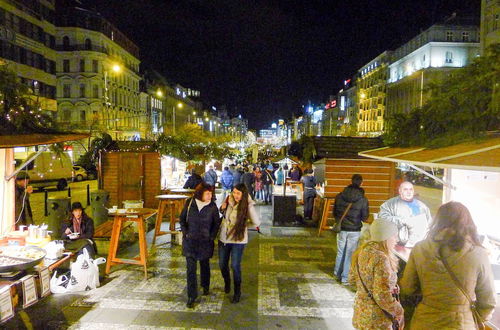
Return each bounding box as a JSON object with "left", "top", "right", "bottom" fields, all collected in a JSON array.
[
  {"left": 232, "top": 282, "right": 241, "bottom": 303},
  {"left": 224, "top": 280, "right": 231, "bottom": 294}
]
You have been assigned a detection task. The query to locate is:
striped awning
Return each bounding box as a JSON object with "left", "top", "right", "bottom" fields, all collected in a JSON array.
[{"left": 359, "top": 137, "right": 500, "bottom": 173}]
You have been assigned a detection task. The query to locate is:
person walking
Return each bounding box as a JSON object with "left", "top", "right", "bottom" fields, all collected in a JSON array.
[
  {"left": 220, "top": 166, "right": 234, "bottom": 201},
  {"left": 289, "top": 164, "right": 301, "bottom": 181},
  {"left": 349, "top": 219, "right": 404, "bottom": 330},
  {"left": 253, "top": 167, "right": 263, "bottom": 202},
  {"left": 400, "top": 201, "right": 496, "bottom": 329},
  {"left": 232, "top": 164, "right": 243, "bottom": 186},
  {"left": 241, "top": 166, "right": 255, "bottom": 199},
  {"left": 333, "top": 174, "right": 369, "bottom": 284},
  {"left": 275, "top": 167, "right": 284, "bottom": 185},
  {"left": 219, "top": 183, "right": 261, "bottom": 303},
  {"left": 203, "top": 165, "right": 218, "bottom": 187},
  {"left": 179, "top": 183, "right": 222, "bottom": 308},
  {"left": 262, "top": 165, "right": 275, "bottom": 205},
  {"left": 301, "top": 168, "right": 317, "bottom": 220}
]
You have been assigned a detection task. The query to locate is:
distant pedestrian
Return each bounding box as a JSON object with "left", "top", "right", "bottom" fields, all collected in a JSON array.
[
  {"left": 333, "top": 174, "right": 369, "bottom": 284},
  {"left": 275, "top": 167, "right": 284, "bottom": 185},
  {"left": 262, "top": 165, "right": 275, "bottom": 205},
  {"left": 183, "top": 169, "right": 203, "bottom": 189},
  {"left": 301, "top": 168, "right": 317, "bottom": 220},
  {"left": 219, "top": 183, "right": 261, "bottom": 303},
  {"left": 349, "top": 219, "right": 404, "bottom": 330},
  {"left": 180, "top": 183, "right": 222, "bottom": 308},
  {"left": 400, "top": 202, "right": 496, "bottom": 329},
  {"left": 220, "top": 166, "right": 234, "bottom": 201},
  {"left": 232, "top": 165, "right": 243, "bottom": 185},
  {"left": 203, "top": 165, "right": 218, "bottom": 187},
  {"left": 289, "top": 164, "right": 301, "bottom": 181},
  {"left": 254, "top": 167, "right": 263, "bottom": 201},
  {"left": 241, "top": 167, "right": 255, "bottom": 199}
]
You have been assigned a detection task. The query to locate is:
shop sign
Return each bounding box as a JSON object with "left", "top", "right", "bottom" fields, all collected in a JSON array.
[
  {"left": 0, "top": 286, "right": 14, "bottom": 323},
  {"left": 38, "top": 268, "right": 51, "bottom": 298},
  {"left": 20, "top": 275, "right": 38, "bottom": 308}
]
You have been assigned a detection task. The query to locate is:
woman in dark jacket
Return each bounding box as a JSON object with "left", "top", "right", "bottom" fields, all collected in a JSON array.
[
  {"left": 61, "top": 202, "right": 97, "bottom": 258},
  {"left": 180, "top": 183, "right": 222, "bottom": 308},
  {"left": 183, "top": 169, "right": 203, "bottom": 189}
]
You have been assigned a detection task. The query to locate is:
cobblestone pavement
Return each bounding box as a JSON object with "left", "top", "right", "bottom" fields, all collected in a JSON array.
[{"left": 4, "top": 203, "right": 355, "bottom": 330}]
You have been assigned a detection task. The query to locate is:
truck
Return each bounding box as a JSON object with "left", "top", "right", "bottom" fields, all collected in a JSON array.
[{"left": 21, "top": 152, "right": 73, "bottom": 190}]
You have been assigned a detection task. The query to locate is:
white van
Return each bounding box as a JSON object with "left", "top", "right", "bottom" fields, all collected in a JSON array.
[{"left": 22, "top": 152, "right": 73, "bottom": 190}]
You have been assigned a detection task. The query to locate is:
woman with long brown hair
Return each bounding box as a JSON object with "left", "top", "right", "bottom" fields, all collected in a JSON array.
[
  {"left": 219, "top": 183, "right": 261, "bottom": 303},
  {"left": 349, "top": 219, "right": 404, "bottom": 329},
  {"left": 401, "top": 201, "right": 496, "bottom": 329}
]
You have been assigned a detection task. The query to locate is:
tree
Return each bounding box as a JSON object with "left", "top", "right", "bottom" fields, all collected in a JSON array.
[
  {"left": 384, "top": 44, "right": 500, "bottom": 147},
  {"left": 0, "top": 65, "right": 55, "bottom": 134}
]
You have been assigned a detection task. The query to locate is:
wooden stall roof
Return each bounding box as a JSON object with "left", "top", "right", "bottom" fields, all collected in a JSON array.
[
  {"left": 0, "top": 133, "right": 89, "bottom": 148},
  {"left": 313, "top": 136, "right": 385, "bottom": 159},
  {"left": 359, "top": 137, "right": 500, "bottom": 172}
]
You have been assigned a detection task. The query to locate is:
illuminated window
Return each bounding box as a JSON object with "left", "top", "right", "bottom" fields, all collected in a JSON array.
[{"left": 445, "top": 51, "right": 453, "bottom": 64}]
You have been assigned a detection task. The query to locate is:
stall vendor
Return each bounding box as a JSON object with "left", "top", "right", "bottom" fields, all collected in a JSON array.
[
  {"left": 15, "top": 171, "right": 34, "bottom": 228},
  {"left": 61, "top": 202, "right": 97, "bottom": 258},
  {"left": 379, "top": 181, "right": 432, "bottom": 247}
]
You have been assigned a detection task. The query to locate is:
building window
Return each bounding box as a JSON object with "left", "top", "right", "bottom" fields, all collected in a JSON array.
[
  {"left": 92, "top": 59, "right": 98, "bottom": 72},
  {"left": 462, "top": 32, "right": 469, "bottom": 42},
  {"left": 80, "top": 110, "right": 86, "bottom": 121},
  {"left": 84, "top": 38, "right": 92, "bottom": 50},
  {"left": 93, "top": 85, "right": 99, "bottom": 98},
  {"left": 79, "top": 84, "right": 86, "bottom": 97},
  {"left": 63, "top": 59, "right": 70, "bottom": 72},
  {"left": 63, "top": 84, "right": 71, "bottom": 98},
  {"left": 62, "top": 36, "right": 70, "bottom": 50},
  {"left": 62, "top": 110, "right": 71, "bottom": 121},
  {"left": 79, "top": 59, "right": 85, "bottom": 72},
  {"left": 446, "top": 31, "right": 453, "bottom": 41},
  {"left": 445, "top": 51, "right": 453, "bottom": 64}
]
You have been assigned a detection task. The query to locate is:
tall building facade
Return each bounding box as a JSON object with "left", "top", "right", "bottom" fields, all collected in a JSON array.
[
  {"left": 386, "top": 21, "right": 480, "bottom": 116},
  {"left": 55, "top": 3, "right": 141, "bottom": 141},
  {"left": 356, "top": 51, "right": 392, "bottom": 136},
  {"left": 481, "top": 0, "right": 500, "bottom": 53},
  {"left": 0, "top": 0, "right": 57, "bottom": 113}
]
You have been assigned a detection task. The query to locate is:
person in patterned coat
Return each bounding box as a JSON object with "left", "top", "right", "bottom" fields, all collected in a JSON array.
[{"left": 349, "top": 219, "right": 404, "bottom": 329}]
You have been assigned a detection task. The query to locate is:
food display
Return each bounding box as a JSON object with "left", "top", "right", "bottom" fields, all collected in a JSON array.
[{"left": 0, "top": 246, "right": 46, "bottom": 273}]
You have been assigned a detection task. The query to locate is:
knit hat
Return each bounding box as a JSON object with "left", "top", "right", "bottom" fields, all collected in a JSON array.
[
  {"left": 370, "top": 219, "right": 398, "bottom": 242},
  {"left": 71, "top": 202, "right": 84, "bottom": 211}
]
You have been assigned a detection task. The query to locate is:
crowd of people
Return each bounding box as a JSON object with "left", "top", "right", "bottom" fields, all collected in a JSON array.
[{"left": 331, "top": 174, "right": 496, "bottom": 329}]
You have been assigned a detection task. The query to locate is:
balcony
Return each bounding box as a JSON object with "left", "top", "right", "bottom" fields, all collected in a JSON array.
[{"left": 56, "top": 44, "right": 109, "bottom": 54}]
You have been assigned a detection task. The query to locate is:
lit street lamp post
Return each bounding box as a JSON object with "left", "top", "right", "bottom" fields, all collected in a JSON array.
[{"left": 103, "top": 64, "right": 122, "bottom": 139}]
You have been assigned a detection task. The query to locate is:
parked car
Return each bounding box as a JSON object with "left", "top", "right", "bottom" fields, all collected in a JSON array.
[{"left": 72, "top": 166, "right": 87, "bottom": 182}]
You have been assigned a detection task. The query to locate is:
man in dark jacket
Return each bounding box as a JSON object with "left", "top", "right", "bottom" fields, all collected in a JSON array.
[
  {"left": 203, "top": 165, "right": 218, "bottom": 187},
  {"left": 240, "top": 166, "right": 255, "bottom": 199},
  {"left": 15, "top": 171, "right": 33, "bottom": 228},
  {"left": 262, "top": 165, "right": 276, "bottom": 205},
  {"left": 333, "top": 174, "right": 369, "bottom": 284},
  {"left": 184, "top": 169, "right": 203, "bottom": 189}
]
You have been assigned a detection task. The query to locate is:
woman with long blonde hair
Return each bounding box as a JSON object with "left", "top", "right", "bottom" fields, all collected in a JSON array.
[{"left": 349, "top": 219, "right": 404, "bottom": 329}]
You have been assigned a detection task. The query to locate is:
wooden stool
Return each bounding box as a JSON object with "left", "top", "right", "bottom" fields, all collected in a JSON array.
[
  {"left": 318, "top": 198, "right": 335, "bottom": 237},
  {"left": 153, "top": 194, "right": 189, "bottom": 245},
  {"left": 105, "top": 208, "right": 157, "bottom": 279}
]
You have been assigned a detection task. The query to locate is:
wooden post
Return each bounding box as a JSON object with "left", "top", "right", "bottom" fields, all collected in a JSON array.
[{"left": 318, "top": 198, "right": 334, "bottom": 237}]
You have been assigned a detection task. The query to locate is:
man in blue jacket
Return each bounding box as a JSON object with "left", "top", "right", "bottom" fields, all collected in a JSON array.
[
  {"left": 220, "top": 166, "right": 234, "bottom": 201},
  {"left": 203, "top": 165, "right": 218, "bottom": 187}
]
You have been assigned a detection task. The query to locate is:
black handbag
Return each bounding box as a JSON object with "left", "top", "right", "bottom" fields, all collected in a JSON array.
[{"left": 332, "top": 203, "right": 352, "bottom": 233}]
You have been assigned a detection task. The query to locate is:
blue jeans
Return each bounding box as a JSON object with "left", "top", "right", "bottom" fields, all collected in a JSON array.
[
  {"left": 263, "top": 184, "right": 273, "bottom": 203},
  {"left": 334, "top": 231, "right": 361, "bottom": 283},
  {"left": 218, "top": 241, "right": 246, "bottom": 286}
]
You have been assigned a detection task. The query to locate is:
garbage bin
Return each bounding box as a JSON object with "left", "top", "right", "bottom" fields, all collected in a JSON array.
[
  {"left": 47, "top": 197, "right": 71, "bottom": 239},
  {"left": 90, "top": 190, "right": 109, "bottom": 227}
]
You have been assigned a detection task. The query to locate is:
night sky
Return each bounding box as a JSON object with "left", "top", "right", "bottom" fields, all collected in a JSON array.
[{"left": 83, "top": 0, "right": 480, "bottom": 130}]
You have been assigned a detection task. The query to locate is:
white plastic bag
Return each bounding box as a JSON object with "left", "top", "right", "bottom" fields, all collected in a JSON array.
[
  {"left": 50, "top": 270, "right": 70, "bottom": 294},
  {"left": 66, "top": 249, "right": 102, "bottom": 292}
]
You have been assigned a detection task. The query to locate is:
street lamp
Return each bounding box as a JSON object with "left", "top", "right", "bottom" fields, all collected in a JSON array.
[
  {"left": 104, "top": 63, "right": 122, "bottom": 139},
  {"left": 172, "top": 102, "right": 183, "bottom": 135}
]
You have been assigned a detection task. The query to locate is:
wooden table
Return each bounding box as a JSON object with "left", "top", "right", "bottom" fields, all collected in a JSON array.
[
  {"left": 105, "top": 208, "right": 157, "bottom": 279},
  {"left": 168, "top": 188, "right": 195, "bottom": 197},
  {"left": 153, "top": 195, "right": 189, "bottom": 245}
]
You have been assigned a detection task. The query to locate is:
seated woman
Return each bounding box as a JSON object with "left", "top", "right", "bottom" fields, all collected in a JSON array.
[{"left": 61, "top": 202, "right": 97, "bottom": 258}]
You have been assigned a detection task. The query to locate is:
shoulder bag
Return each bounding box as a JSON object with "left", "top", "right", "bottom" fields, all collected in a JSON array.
[
  {"left": 356, "top": 260, "right": 400, "bottom": 330},
  {"left": 438, "top": 247, "right": 497, "bottom": 330},
  {"left": 332, "top": 203, "right": 352, "bottom": 233}
]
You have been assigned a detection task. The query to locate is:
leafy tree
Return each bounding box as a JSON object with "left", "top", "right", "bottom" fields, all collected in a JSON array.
[
  {"left": 288, "top": 136, "right": 316, "bottom": 164},
  {"left": 0, "top": 65, "right": 55, "bottom": 134},
  {"left": 384, "top": 44, "right": 500, "bottom": 147}
]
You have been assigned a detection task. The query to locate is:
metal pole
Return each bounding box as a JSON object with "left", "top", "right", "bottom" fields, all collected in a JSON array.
[
  {"left": 44, "top": 190, "right": 48, "bottom": 217},
  {"left": 87, "top": 184, "right": 90, "bottom": 206},
  {"left": 68, "top": 187, "right": 71, "bottom": 197}
]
